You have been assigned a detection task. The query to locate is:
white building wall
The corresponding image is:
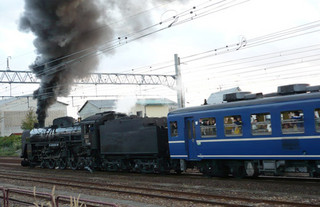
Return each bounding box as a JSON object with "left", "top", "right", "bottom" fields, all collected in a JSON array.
[
  {"left": 78, "top": 99, "right": 177, "bottom": 119},
  {"left": 130, "top": 105, "right": 170, "bottom": 117},
  {"left": 0, "top": 97, "right": 67, "bottom": 136},
  {"left": 78, "top": 103, "right": 114, "bottom": 119},
  {"left": 145, "top": 105, "right": 168, "bottom": 117},
  {"left": 78, "top": 103, "right": 99, "bottom": 119},
  {"left": 131, "top": 105, "right": 145, "bottom": 117}
]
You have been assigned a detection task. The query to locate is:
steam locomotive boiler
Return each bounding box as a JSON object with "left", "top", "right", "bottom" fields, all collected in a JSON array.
[
  {"left": 21, "top": 111, "right": 178, "bottom": 173},
  {"left": 21, "top": 116, "right": 82, "bottom": 169}
]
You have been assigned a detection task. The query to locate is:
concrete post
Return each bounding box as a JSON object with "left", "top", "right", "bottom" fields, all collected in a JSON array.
[{"left": 174, "top": 54, "right": 185, "bottom": 108}]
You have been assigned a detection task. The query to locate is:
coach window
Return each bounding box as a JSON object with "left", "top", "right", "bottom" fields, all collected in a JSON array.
[
  {"left": 170, "top": 121, "right": 178, "bottom": 137},
  {"left": 224, "top": 115, "right": 242, "bottom": 136},
  {"left": 281, "top": 110, "right": 304, "bottom": 134},
  {"left": 200, "top": 117, "right": 216, "bottom": 138},
  {"left": 315, "top": 109, "right": 320, "bottom": 132},
  {"left": 251, "top": 113, "right": 271, "bottom": 135}
]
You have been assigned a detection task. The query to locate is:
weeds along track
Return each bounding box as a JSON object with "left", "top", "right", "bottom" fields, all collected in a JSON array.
[{"left": 0, "top": 170, "right": 319, "bottom": 207}]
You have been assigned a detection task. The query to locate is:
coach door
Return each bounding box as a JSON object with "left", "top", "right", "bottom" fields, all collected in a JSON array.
[{"left": 185, "top": 117, "right": 198, "bottom": 160}]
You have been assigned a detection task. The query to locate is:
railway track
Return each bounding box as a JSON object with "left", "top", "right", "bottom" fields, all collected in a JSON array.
[
  {"left": 2, "top": 157, "right": 320, "bottom": 185},
  {"left": 1, "top": 157, "right": 320, "bottom": 206},
  {"left": 0, "top": 158, "right": 21, "bottom": 163},
  {"left": 0, "top": 170, "right": 318, "bottom": 207},
  {"left": 1, "top": 156, "right": 320, "bottom": 180}
]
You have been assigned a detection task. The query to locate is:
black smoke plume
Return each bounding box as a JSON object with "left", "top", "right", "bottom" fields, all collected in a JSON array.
[
  {"left": 19, "top": 0, "right": 185, "bottom": 127},
  {"left": 19, "top": 0, "right": 113, "bottom": 127}
]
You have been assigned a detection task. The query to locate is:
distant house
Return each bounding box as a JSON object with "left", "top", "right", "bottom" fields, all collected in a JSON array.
[
  {"left": 134, "top": 99, "right": 177, "bottom": 118},
  {"left": 78, "top": 98, "right": 177, "bottom": 119},
  {"left": 207, "top": 87, "right": 241, "bottom": 105},
  {"left": 0, "top": 97, "right": 68, "bottom": 136},
  {"left": 77, "top": 100, "right": 117, "bottom": 119}
]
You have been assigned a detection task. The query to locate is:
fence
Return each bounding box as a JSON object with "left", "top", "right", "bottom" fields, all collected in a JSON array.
[{"left": 0, "top": 186, "right": 117, "bottom": 207}]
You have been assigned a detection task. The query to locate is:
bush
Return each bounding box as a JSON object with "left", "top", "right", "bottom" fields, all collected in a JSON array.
[{"left": 0, "top": 135, "right": 21, "bottom": 156}]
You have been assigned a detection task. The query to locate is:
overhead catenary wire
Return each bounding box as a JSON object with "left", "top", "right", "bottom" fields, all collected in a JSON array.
[
  {"left": 122, "top": 21, "right": 320, "bottom": 75},
  {"left": 181, "top": 44, "right": 320, "bottom": 74},
  {"left": 0, "top": 0, "right": 185, "bottom": 68},
  {"left": 182, "top": 48, "right": 320, "bottom": 80},
  {"left": 3, "top": 20, "right": 320, "bottom": 101},
  {"left": 29, "top": 0, "right": 250, "bottom": 78},
  {"left": 3, "top": 1, "right": 320, "bottom": 103},
  {"left": 184, "top": 55, "right": 320, "bottom": 88},
  {"left": 187, "top": 59, "right": 320, "bottom": 88},
  {"left": 180, "top": 20, "right": 320, "bottom": 64}
]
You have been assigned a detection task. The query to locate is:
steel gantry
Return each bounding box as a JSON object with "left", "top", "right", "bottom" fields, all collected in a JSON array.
[
  {"left": 0, "top": 54, "right": 185, "bottom": 108},
  {"left": 0, "top": 70, "right": 176, "bottom": 89}
]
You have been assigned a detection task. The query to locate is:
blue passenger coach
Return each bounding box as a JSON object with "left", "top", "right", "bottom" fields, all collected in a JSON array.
[{"left": 168, "top": 84, "right": 320, "bottom": 177}]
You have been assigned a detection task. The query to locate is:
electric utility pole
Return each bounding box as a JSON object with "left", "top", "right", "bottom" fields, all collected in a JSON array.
[{"left": 174, "top": 54, "right": 185, "bottom": 108}]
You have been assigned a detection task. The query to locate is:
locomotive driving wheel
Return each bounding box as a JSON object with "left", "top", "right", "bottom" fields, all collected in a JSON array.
[
  {"left": 57, "top": 158, "right": 67, "bottom": 170},
  {"left": 47, "top": 159, "right": 56, "bottom": 169},
  {"left": 40, "top": 160, "right": 47, "bottom": 168},
  {"left": 70, "top": 159, "right": 78, "bottom": 170},
  {"left": 69, "top": 155, "right": 79, "bottom": 170}
]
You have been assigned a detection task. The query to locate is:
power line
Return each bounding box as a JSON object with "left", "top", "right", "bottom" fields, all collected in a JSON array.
[
  {"left": 180, "top": 20, "right": 320, "bottom": 64},
  {"left": 184, "top": 48, "right": 320, "bottom": 75},
  {"left": 27, "top": 0, "right": 250, "bottom": 78}
]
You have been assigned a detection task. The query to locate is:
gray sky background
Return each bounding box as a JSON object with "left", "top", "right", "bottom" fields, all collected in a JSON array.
[{"left": 1, "top": 0, "right": 320, "bottom": 116}]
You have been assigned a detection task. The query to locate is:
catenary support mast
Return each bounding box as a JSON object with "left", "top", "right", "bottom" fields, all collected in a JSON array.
[{"left": 174, "top": 54, "right": 185, "bottom": 108}]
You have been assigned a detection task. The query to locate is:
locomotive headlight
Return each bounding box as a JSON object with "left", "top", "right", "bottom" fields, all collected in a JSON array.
[{"left": 317, "top": 165, "right": 320, "bottom": 168}]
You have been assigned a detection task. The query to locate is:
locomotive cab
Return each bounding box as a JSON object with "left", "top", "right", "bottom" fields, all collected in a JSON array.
[{"left": 82, "top": 124, "right": 94, "bottom": 146}]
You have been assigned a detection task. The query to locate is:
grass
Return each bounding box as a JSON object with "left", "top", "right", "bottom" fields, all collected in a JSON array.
[
  {"left": 33, "top": 186, "right": 87, "bottom": 207},
  {"left": 0, "top": 135, "right": 21, "bottom": 156}
]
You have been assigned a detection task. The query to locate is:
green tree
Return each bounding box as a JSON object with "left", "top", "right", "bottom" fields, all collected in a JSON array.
[{"left": 21, "top": 108, "right": 38, "bottom": 130}]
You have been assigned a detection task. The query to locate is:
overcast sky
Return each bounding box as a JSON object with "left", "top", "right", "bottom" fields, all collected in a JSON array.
[{"left": 1, "top": 0, "right": 320, "bottom": 116}]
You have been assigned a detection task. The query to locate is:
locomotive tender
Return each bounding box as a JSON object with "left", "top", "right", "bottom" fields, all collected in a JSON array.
[{"left": 21, "top": 84, "right": 320, "bottom": 177}]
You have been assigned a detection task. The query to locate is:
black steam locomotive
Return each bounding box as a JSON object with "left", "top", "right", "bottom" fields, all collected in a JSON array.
[{"left": 21, "top": 111, "right": 180, "bottom": 173}]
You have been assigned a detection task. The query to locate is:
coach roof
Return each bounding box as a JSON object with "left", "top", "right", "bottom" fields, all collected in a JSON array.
[{"left": 169, "top": 91, "right": 320, "bottom": 116}]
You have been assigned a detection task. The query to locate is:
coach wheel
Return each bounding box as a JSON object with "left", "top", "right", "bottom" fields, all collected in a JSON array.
[
  {"left": 245, "top": 161, "right": 259, "bottom": 177},
  {"left": 47, "top": 159, "right": 56, "bottom": 169},
  {"left": 58, "top": 158, "right": 67, "bottom": 170},
  {"left": 219, "top": 165, "right": 229, "bottom": 177},
  {"left": 203, "top": 164, "right": 217, "bottom": 177},
  {"left": 233, "top": 165, "right": 246, "bottom": 178},
  {"left": 203, "top": 162, "right": 228, "bottom": 177}
]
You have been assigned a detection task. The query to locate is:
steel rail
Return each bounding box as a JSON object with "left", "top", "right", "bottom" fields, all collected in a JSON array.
[{"left": 0, "top": 172, "right": 317, "bottom": 207}]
